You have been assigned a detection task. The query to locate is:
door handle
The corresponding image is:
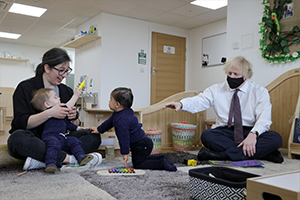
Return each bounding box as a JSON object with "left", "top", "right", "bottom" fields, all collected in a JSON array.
[{"left": 152, "top": 67, "right": 159, "bottom": 75}]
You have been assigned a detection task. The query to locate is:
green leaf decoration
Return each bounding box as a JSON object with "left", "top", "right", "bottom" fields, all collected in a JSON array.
[
  {"left": 280, "top": 40, "right": 288, "bottom": 47},
  {"left": 292, "top": 39, "right": 300, "bottom": 44},
  {"left": 292, "top": 26, "right": 300, "bottom": 32},
  {"left": 283, "top": 47, "right": 290, "bottom": 53},
  {"left": 259, "top": 0, "right": 300, "bottom": 64}
]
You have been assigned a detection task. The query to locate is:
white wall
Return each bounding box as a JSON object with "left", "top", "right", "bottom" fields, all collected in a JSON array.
[
  {"left": 188, "top": 19, "right": 227, "bottom": 119},
  {"left": 75, "top": 13, "right": 189, "bottom": 109},
  {"left": 0, "top": 43, "right": 47, "bottom": 88},
  {"left": 227, "top": 0, "right": 300, "bottom": 86},
  {"left": 0, "top": 42, "right": 75, "bottom": 88}
]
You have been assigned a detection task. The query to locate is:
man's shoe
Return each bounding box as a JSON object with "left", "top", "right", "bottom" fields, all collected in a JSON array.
[
  {"left": 23, "top": 157, "right": 46, "bottom": 170},
  {"left": 262, "top": 150, "right": 284, "bottom": 163},
  {"left": 197, "top": 148, "right": 221, "bottom": 160}
]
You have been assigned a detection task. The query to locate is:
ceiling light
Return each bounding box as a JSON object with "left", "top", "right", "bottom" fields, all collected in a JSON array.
[
  {"left": 0, "top": 31, "right": 21, "bottom": 39},
  {"left": 9, "top": 3, "right": 47, "bottom": 17},
  {"left": 191, "top": 0, "right": 227, "bottom": 10}
]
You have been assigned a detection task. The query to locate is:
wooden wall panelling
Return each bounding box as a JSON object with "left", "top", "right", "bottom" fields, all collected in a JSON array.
[{"left": 266, "top": 68, "right": 300, "bottom": 149}]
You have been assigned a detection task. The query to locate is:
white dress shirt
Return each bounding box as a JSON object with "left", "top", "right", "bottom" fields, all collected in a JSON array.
[{"left": 180, "top": 80, "right": 272, "bottom": 136}]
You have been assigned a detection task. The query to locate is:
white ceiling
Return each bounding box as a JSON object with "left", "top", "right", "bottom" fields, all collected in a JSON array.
[{"left": 0, "top": 0, "right": 227, "bottom": 48}]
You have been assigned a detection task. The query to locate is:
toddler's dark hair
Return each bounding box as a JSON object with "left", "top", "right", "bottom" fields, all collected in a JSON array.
[{"left": 111, "top": 87, "right": 133, "bottom": 109}]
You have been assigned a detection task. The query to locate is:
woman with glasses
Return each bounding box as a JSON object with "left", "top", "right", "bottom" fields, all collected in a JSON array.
[{"left": 7, "top": 48, "right": 102, "bottom": 171}]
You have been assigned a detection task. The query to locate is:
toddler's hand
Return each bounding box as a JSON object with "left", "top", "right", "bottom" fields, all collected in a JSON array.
[
  {"left": 77, "top": 126, "right": 89, "bottom": 131},
  {"left": 90, "top": 127, "right": 99, "bottom": 134},
  {"left": 123, "top": 154, "right": 128, "bottom": 168},
  {"left": 74, "top": 87, "right": 82, "bottom": 97}
]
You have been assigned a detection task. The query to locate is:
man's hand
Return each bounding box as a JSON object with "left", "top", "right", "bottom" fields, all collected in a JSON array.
[
  {"left": 162, "top": 102, "right": 182, "bottom": 111},
  {"left": 237, "top": 133, "right": 257, "bottom": 157}
]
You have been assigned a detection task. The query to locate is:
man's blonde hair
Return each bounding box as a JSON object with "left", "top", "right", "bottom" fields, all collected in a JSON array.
[
  {"left": 223, "top": 56, "right": 253, "bottom": 78},
  {"left": 30, "top": 88, "right": 53, "bottom": 111}
]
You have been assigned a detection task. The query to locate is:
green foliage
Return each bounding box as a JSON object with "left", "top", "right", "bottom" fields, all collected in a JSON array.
[{"left": 259, "top": 0, "right": 300, "bottom": 63}]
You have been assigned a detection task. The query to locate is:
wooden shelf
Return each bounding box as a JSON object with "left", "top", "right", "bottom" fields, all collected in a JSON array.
[
  {"left": 0, "top": 57, "right": 29, "bottom": 62},
  {"left": 63, "top": 34, "right": 101, "bottom": 49}
]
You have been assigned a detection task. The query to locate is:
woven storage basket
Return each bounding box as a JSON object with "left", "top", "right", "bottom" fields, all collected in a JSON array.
[
  {"left": 171, "top": 121, "right": 196, "bottom": 151},
  {"left": 145, "top": 129, "right": 162, "bottom": 154}
]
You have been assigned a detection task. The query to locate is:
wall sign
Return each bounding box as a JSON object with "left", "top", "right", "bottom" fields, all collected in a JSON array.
[
  {"left": 138, "top": 49, "right": 146, "bottom": 65},
  {"left": 163, "top": 46, "right": 175, "bottom": 54}
]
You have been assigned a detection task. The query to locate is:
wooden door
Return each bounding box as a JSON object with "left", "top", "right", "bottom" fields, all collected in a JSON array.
[{"left": 151, "top": 32, "right": 186, "bottom": 104}]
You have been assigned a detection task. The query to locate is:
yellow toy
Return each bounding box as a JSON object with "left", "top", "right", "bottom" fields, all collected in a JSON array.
[
  {"left": 187, "top": 159, "right": 197, "bottom": 166},
  {"left": 78, "top": 77, "right": 88, "bottom": 89}
]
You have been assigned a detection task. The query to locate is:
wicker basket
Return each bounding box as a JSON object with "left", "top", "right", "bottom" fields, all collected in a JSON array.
[
  {"left": 171, "top": 121, "right": 197, "bottom": 151},
  {"left": 145, "top": 129, "right": 162, "bottom": 154}
]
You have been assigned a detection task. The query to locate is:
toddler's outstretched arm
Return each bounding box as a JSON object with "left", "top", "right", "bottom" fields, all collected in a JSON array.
[
  {"left": 66, "top": 87, "right": 82, "bottom": 108},
  {"left": 90, "top": 126, "right": 99, "bottom": 134}
]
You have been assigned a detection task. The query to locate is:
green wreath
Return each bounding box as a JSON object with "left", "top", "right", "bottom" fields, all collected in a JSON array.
[{"left": 259, "top": 0, "right": 300, "bottom": 63}]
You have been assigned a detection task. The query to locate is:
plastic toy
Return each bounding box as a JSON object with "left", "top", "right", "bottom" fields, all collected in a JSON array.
[
  {"left": 97, "top": 168, "right": 144, "bottom": 176},
  {"left": 78, "top": 76, "right": 88, "bottom": 89}
]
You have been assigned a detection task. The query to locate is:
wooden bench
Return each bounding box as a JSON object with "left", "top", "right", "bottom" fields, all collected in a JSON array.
[
  {"left": 138, "top": 91, "right": 206, "bottom": 150},
  {"left": 266, "top": 68, "right": 300, "bottom": 149}
]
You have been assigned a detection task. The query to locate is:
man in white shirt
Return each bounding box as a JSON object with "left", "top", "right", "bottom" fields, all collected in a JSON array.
[{"left": 163, "top": 56, "right": 283, "bottom": 163}]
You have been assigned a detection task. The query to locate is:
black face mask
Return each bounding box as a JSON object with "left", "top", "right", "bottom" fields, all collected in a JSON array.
[{"left": 227, "top": 76, "right": 245, "bottom": 89}]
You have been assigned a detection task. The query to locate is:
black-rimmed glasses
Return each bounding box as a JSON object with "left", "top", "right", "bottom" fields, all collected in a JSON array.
[{"left": 51, "top": 66, "right": 72, "bottom": 75}]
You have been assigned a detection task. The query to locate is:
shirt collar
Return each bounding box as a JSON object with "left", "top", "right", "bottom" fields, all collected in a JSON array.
[
  {"left": 239, "top": 79, "right": 249, "bottom": 93},
  {"left": 227, "top": 79, "right": 249, "bottom": 93}
]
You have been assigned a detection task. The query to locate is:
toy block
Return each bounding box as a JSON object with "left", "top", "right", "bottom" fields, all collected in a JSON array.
[{"left": 105, "top": 154, "right": 115, "bottom": 161}]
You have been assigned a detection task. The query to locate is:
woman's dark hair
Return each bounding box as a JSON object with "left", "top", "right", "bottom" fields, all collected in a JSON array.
[
  {"left": 35, "top": 48, "right": 71, "bottom": 77},
  {"left": 111, "top": 87, "right": 133, "bottom": 109}
]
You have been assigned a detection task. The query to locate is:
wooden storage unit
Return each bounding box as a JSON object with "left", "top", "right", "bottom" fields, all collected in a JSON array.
[
  {"left": 63, "top": 34, "right": 101, "bottom": 48},
  {"left": 247, "top": 170, "right": 300, "bottom": 200},
  {"left": 0, "top": 87, "right": 15, "bottom": 119},
  {"left": 0, "top": 106, "right": 6, "bottom": 132}
]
